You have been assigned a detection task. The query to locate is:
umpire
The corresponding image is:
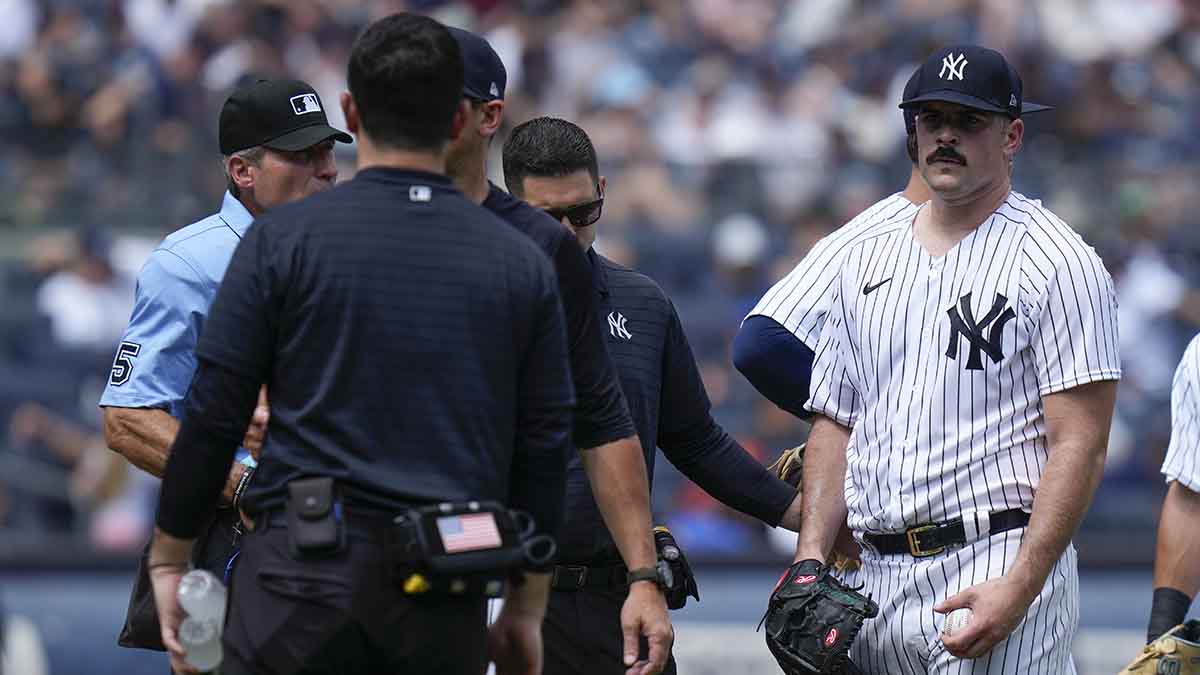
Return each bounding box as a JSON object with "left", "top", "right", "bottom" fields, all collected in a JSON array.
[
  {"left": 147, "top": 13, "right": 574, "bottom": 675},
  {"left": 503, "top": 117, "right": 803, "bottom": 674}
]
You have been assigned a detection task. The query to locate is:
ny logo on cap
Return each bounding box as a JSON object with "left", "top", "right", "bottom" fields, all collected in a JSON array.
[
  {"left": 489, "top": 82, "right": 499, "bottom": 98},
  {"left": 939, "top": 53, "right": 968, "bottom": 81},
  {"left": 290, "top": 94, "right": 322, "bottom": 115}
]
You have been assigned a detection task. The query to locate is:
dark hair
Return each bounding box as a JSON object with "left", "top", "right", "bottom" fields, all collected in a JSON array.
[
  {"left": 502, "top": 116, "right": 599, "bottom": 197},
  {"left": 347, "top": 13, "right": 463, "bottom": 152},
  {"left": 906, "top": 132, "right": 918, "bottom": 165}
]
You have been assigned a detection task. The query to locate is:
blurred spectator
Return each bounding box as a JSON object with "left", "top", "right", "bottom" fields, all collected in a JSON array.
[
  {"left": 7, "top": 402, "right": 151, "bottom": 552},
  {"left": 34, "top": 226, "right": 133, "bottom": 353}
]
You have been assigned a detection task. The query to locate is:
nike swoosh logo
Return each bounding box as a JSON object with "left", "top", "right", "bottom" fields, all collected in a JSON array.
[{"left": 862, "top": 278, "right": 892, "bottom": 295}]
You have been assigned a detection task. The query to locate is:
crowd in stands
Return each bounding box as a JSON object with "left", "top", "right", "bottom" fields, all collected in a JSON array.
[{"left": 1, "top": 0, "right": 1197, "bottom": 560}]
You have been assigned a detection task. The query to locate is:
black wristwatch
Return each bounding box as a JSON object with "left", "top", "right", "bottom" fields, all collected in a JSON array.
[{"left": 627, "top": 561, "right": 673, "bottom": 590}]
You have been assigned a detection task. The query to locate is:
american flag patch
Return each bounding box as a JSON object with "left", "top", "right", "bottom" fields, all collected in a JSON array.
[{"left": 436, "top": 513, "right": 502, "bottom": 553}]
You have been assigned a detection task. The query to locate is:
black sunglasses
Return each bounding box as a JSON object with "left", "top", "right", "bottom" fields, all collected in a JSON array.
[
  {"left": 542, "top": 183, "right": 600, "bottom": 228},
  {"left": 544, "top": 194, "right": 604, "bottom": 228}
]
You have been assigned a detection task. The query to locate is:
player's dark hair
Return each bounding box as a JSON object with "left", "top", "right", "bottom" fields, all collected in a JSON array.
[
  {"left": 502, "top": 116, "right": 599, "bottom": 197},
  {"left": 347, "top": 13, "right": 463, "bottom": 152},
  {"left": 906, "top": 133, "right": 918, "bottom": 165}
]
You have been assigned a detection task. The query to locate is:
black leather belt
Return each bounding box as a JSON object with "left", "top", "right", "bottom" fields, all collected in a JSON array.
[
  {"left": 863, "top": 509, "right": 1030, "bottom": 557},
  {"left": 550, "top": 563, "right": 628, "bottom": 591}
]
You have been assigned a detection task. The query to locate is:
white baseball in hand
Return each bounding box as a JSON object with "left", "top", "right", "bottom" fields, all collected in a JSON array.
[{"left": 943, "top": 608, "right": 973, "bottom": 636}]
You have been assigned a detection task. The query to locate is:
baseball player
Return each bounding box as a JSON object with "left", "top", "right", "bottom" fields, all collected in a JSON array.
[
  {"left": 1119, "top": 334, "right": 1200, "bottom": 673},
  {"left": 787, "top": 46, "right": 1120, "bottom": 674},
  {"left": 735, "top": 68, "right": 931, "bottom": 419},
  {"left": 99, "top": 79, "right": 350, "bottom": 656},
  {"left": 503, "top": 116, "right": 803, "bottom": 674}
]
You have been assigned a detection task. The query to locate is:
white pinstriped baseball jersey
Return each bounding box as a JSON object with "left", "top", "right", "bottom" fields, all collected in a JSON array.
[
  {"left": 1163, "top": 334, "right": 1200, "bottom": 492},
  {"left": 748, "top": 193, "right": 919, "bottom": 348},
  {"left": 806, "top": 190, "right": 1121, "bottom": 535}
]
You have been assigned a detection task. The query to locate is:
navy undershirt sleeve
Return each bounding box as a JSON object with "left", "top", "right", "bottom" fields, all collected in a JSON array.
[
  {"left": 732, "top": 315, "right": 816, "bottom": 419},
  {"left": 658, "top": 305, "right": 794, "bottom": 525},
  {"left": 155, "top": 359, "right": 259, "bottom": 538}
]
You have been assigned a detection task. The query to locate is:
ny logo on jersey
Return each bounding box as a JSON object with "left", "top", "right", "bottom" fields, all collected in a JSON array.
[
  {"left": 939, "top": 53, "right": 968, "bottom": 81},
  {"left": 945, "top": 292, "right": 1016, "bottom": 370},
  {"left": 608, "top": 312, "right": 633, "bottom": 340}
]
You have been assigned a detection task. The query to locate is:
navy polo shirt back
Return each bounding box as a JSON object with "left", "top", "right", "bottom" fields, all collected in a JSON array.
[{"left": 196, "top": 168, "right": 575, "bottom": 514}]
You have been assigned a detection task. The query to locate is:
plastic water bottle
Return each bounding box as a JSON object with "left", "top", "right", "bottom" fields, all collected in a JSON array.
[{"left": 176, "top": 569, "right": 227, "bottom": 671}]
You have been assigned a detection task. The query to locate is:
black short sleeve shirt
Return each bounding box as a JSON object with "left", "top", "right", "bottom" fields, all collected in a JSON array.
[{"left": 196, "top": 169, "right": 575, "bottom": 513}]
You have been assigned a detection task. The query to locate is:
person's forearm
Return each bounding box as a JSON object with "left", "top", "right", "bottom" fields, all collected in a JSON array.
[
  {"left": 1153, "top": 482, "right": 1200, "bottom": 596},
  {"left": 104, "top": 406, "right": 246, "bottom": 503},
  {"left": 1007, "top": 438, "right": 1106, "bottom": 599},
  {"left": 795, "top": 415, "right": 850, "bottom": 563},
  {"left": 580, "top": 435, "right": 657, "bottom": 570},
  {"left": 156, "top": 361, "right": 259, "bottom": 538},
  {"left": 149, "top": 527, "right": 195, "bottom": 566},
  {"left": 504, "top": 572, "right": 551, "bottom": 620},
  {"left": 103, "top": 407, "right": 179, "bottom": 477},
  {"left": 660, "top": 418, "right": 794, "bottom": 526}
]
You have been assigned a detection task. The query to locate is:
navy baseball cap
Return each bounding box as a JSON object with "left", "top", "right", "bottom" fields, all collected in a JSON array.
[
  {"left": 902, "top": 67, "right": 921, "bottom": 134},
  {"left": 899, "top": 45, "right": 1051, "bottom": 118},
  {"left": 447, "top": 27, "right": 506, "bottom": 101},
  {"left": 219, "top": 79, "right": 352, "bottom": 155}
]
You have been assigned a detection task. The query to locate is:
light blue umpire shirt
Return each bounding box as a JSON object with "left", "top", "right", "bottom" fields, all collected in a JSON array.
[{"left": 100, "top": 191, "right": 258, "bottom": 467}]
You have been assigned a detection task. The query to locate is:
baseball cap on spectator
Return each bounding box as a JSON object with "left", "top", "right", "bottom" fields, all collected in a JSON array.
[
  {"left": 447, "top": 27, "right": 506, "bottom": 101},
  {"left": 899, "top": 45, "right": 1051, "bottom": 118},
  {"left": 219, "top": 79, "right": 352, "bottom": 155}
]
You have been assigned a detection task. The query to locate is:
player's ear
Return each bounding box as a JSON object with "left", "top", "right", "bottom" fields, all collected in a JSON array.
[
  {"left": 479, "top": 100, "right": 504, "bottom": 138},
  {"left": 1002, "top": 117, "right": 1023, "bottom": 161},
  {"left": 598, "top": 175, "right": 607, "bottom": 198},
  {"left": 340, "top": 91, "right": 359, "bottom": 136}
]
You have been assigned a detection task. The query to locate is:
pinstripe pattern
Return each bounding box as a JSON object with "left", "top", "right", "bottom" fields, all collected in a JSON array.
[
  {"left": 805, "top": 191, "right": 1118, "bottom": 673},
  {"left": 807, "top": 190, "right": 1121, "bottom": 532},
  {"left": 1162, "top": 334, "right": 1200, "bottom": 492},
  {"left": 748, "top": 193, "right": 920, "bottom": 349},
  {"left": 840, "top": 530, "right": 1079, "bottom": 674}
]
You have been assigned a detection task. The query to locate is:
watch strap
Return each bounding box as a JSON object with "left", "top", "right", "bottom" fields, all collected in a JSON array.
[{"left": 626, "top": 566, "right": 660, "bottom": 587}]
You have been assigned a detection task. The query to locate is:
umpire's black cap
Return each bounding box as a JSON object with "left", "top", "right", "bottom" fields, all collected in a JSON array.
[
  {"left": 219, "top": 79, "right": 352, "bottom": 155},
  {"left": 899, "top": 45, "right": 1052, "bottom": 119},
  {"left": 447, "top": 27, "right": 506, "bottom": 101}
]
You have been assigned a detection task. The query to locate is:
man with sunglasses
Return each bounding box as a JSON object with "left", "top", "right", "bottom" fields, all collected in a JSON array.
[
  {"left": 503, "top": 115, "right": 804, "bottom": 675},
  {"left": 786, "top": 46, "right": 1119, "bottom": 674},
  {"left": 444, "top": 28, "right": 673, "bottom": 675}
]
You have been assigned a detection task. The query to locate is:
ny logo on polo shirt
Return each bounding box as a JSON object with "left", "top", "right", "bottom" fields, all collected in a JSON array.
[
  {"left": 940, "top": 53, "right": 968, "bottom": 81},
  {"left": 290, "top": 94, "right": 322, "bottom": 115},
  {"left": 945, "top": 292, "right": 1015, "bottom": 371},
  {"left": 608, "top": 312, "right": 633, "bottom": 340}
]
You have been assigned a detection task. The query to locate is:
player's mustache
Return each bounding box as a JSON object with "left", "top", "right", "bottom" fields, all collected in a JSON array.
[{"left": 928, "top": 147, "right": 966, "bottom": 165}]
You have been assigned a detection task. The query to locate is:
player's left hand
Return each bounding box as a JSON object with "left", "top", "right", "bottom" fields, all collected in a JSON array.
[
  {"left": 242, "top": 385, "right": 270, "bottom": 459},
  {"left": 935, "top": 575, "right": 1038, "bottom": 659},
  {"left": 148, "top": 561, "right": 198, "bottom": 674}
]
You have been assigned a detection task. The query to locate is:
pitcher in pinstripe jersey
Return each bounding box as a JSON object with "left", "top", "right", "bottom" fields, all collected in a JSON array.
[
  {"left": 1138, "top": 334, "right": 1200, "bottom": 645},
  {"left": 790, "top": 46, "right": 1121, "bottom": 675}
]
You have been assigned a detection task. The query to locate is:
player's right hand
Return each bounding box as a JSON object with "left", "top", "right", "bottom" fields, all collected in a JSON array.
[
  {"left": 621, "top": 581, "right": 673, "bottom": 675},
  {"left": 147, "top": 560, "right": 198, "bottom": 675},
  {"left": 241, "top": 386, "right": 270, "bottom": 459}
]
